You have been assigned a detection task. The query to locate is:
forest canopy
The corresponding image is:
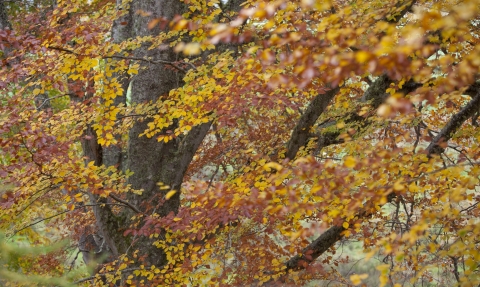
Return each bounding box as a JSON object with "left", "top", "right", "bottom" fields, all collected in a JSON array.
[{"left": 0, "top": 0, "right": 480, "bottom": 286}]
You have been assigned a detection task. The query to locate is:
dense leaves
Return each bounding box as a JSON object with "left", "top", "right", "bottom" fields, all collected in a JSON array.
[{"left": 1, "top": 0, "right": 480, "bottom": 286}]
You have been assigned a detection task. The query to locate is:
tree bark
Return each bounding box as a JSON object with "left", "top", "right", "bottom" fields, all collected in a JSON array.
[{"left": 81, "top": 0, "right": 215, "bottom": 268}]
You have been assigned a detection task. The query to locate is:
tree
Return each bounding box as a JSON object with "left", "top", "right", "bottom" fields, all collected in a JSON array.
[{"left": 1, "top": 0, "right": 480, "bottom": 286}]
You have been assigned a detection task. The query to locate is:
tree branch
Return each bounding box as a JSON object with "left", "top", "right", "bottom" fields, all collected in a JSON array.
[
  {"left": 284, "top": 225, "right": 344, "bottom": 272},
  {"left": 426, "top": 87, "right": 480, "bottom": 155},
  {"left": 47, "top": 46, "right": 194, "bottom": 73},
  {"left": 73, "top": 267, "right": 141, "bottom": 284},
  {"left": 277, "top": 82, "right": 480, "bottom": 277},
  {"left": 285, "top": 86, "right": 339, "bottom": 160},
  {"left": 109, "top": 194, "right": 141, "bottom": 214},
  {"left": 11, "top": 209, "right": 70, "bottom": 237}
]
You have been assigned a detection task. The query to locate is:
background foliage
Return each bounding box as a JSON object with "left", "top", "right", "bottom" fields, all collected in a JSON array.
[{"left": 1, "top": 0, "right": 480, "bottom": 286}]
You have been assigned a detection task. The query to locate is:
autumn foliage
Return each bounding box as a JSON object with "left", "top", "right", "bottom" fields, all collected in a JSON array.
[{"left": 1, "top": 0, "right": 480, "bottom": 286}]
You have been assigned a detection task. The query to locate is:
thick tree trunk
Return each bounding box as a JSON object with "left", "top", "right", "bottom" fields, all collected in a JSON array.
[
  {"left": 82, "top": 0, "right": 243, "bottom": 272},
  {"left": 83, "top": 0, "right": 213, "bottom": 268}
]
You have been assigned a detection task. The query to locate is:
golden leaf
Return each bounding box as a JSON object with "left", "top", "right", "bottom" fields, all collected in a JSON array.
[
  {"left": 344, "top": 156, "right": 356, "bottom": 168},
  {"left": 165, "top": 190, "right": 177, "bottom": 200}
]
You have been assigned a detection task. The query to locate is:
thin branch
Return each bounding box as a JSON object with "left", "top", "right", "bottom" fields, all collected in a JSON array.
[
  {"left": 109, "top": 194, "right": 141, "bottom": 213},
  {"left": 460, "top": 201, "right": 480, "bottom": 213},
  {"left": 104, "top": 54, "right": 195, "bottom": 73},
  {"left": 11, "top": 209, "right": 70, "bottom": 237},
  {"left": 206, "top": 164, "right": 220, "bottom": 193},
  {"left": 11, "top": 203, "right": 129, "bottom": 239},
  {"left": 449, "top": 256, "right": 461, "bottom": 283},
  {"left": 48, "top": 46, "right": 194, "bottom": 73},
  {"left": 73, "top": 268, "right": 142, "bottom": 284},
  {"left": 68, "top": 249, "right": 82, "bottom": 272},
  {"left": 36, "top": 93, "right": 75, "bottom": 109},
  {"left": 447, "top": 144, "right": 475, "bottom": 166}
]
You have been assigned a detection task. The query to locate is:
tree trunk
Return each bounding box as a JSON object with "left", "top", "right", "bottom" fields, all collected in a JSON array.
[{"left": 82, "top": 0, "right": 214, "bottom": 268}]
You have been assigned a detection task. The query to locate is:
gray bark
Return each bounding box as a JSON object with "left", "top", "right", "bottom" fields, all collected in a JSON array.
[
  {"left": 361, "top": 74, "right": 392, "bottom": 108},
  {"left": 0, "top": 0, "right": 11, "bottom": 30},
  {"left": 81, "top": 0, "right": 244, "bottom": 271},
  {"left": 102, "top": 0, "right": 133, "bottom": 170},
  {"left": 285, "top": 86, "right": 340, "bottom": 160},
  {"left": 83, "top": 0, "right": 134, "bottom": 261},
  {"left": 84, "top": 0, "right": 213, "bottom": 268},
  {"left": 284, "top": 226, "right": 344, "bottom": 272}
]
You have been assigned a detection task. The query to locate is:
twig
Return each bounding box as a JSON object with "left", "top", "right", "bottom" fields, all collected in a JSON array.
[
  {"left": 73, "top": 267, "right": 142, "bottom": 284},
  {"left": 206, "top": 164, "right": 220, "bottom": 193},
  {"left": 109, "top": 194, "right": 141, "bottom": 213},
  {"left": 68, "top": 249, "right": 82, "bottom": 272},
  {"left": 11, "top": 203, "right": 129, "bottom": 239},
  {"left": 36, "top": 94, "right": 75, "bottom": 109},
  {"left": 460, "top": 201, "right": 480, "bottom": 213},
  {"left": 48, "top": 46, "right": 195, "bottom": 73},
  {"left": 11, "top": 209, "right": 70, "bottom": 238}
]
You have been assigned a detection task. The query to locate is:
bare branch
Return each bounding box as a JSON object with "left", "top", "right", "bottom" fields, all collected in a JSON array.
[
  {"left": 109, "top": 194, "right": 141, "bottom": 214},
  {"left": 47, "top": 46, "right": 194, "bottom": 73},
  {"left": 11, "top": 209, "right": 70, "bottom": 237}
]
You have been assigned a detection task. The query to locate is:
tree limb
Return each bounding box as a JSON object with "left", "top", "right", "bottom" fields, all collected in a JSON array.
[
  {"left": 278, "top": 82, "right": 480, "bottom": 277},
  {"left": 109, "top": 194, "right": 141, "bottom": 214},
  {"left": 285, "top": 86, "right": 339, "bottom": 160},
  {"left": 47, "top": 46, "right": 193, "bottom": 73},
  {"left": 426, "top": 87, "right": 480, "bottom": 155}
]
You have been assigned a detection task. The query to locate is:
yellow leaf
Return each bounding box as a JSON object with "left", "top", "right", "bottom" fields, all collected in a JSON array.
[
  {"left": 173, "top": 19, "right": 188, "bottom": 31},
  {"left": 173, "top": 217, "right": 182, "bottom": 221},
  {"left": 376, "top": 263, "right": 390, "bottom": 273},
  {"left": 183, "top": 43, "right": 201, "bottom": 56},
  {"left": 350, "top": 273, "right": 368, "bottom": 285},
  {"left": 328, "top": 209, "right": 340, "bottom": 217},
  {"left": 343, "top": 222, "right": 349, "bottom": 229},
  {"left": 165, "top": 190, "right": 177, "bottom": 200},
  {"left": 393, "top": 181, "right": 404, "bottom": 191},
  {"left": 355, "top": 51, "right": 371, "bottom": 64},
  {"left": 263, "top": 162, "right": 282, "bottom": 171},
  {"left": 344, "top": 156, "right": 356, "bottom": 168}
]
